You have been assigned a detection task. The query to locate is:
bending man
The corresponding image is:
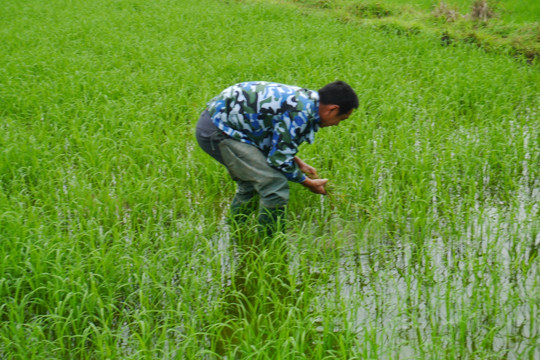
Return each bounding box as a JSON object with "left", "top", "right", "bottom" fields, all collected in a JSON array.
[{"left": 196, "top": 80, "right": 358, "bottom": 236}]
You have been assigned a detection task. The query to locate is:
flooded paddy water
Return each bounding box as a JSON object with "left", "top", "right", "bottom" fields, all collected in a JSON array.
[{"left": 201, "top": 176, "right": 539, "bottom": 359}]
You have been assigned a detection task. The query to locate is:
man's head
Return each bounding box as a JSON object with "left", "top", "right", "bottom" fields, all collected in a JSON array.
[{"left": 318, "top": 80, "right": 359, "bottom": 127}]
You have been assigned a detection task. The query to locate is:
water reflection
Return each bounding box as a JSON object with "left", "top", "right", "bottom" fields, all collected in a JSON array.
[{"left": 207, "top": 198, "right": 538, "bottom": 358}]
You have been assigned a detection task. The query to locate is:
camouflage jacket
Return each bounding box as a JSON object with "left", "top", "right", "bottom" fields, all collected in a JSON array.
[{"left": 206, "top": 81, "right": 321, "bottom": 183}]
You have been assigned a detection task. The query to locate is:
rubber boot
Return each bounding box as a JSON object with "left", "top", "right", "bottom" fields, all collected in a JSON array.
[{"left": 257, "top": 205, "right": 286, "bottom": 238}]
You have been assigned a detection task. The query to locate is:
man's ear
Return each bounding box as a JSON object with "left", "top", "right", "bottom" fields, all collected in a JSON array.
[{"left": 329, "top": 104, "right": 340, "bottom": 113}]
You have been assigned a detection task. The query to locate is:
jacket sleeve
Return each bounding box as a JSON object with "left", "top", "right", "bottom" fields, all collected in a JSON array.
[{"left": 265, "top": 112, "right": 307, "bottom": 183}]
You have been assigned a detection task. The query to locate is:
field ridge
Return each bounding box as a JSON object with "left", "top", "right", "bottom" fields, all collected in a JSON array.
[{"left": 256, "top": 0, "right": 540, "bottom": 64}]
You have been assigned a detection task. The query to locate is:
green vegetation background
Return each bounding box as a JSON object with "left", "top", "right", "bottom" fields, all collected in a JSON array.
[{"left": 0, "top": 0, "right": 538, "bottom": 358}]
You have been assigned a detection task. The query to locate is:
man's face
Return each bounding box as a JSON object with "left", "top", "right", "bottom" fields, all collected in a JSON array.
[{"left": 319, "top": 106, "right": 353, "bottom": 128}]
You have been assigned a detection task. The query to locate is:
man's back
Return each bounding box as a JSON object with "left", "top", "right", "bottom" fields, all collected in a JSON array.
[{"left": 206, "top": 81, "right": 321, "bottom": 182}]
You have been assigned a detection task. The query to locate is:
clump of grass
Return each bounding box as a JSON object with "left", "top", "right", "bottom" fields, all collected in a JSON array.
[
  {"left": 470, "top": 0, "right": 497, "bottom": 22},
  {"left": 348, "top": 2, "right": 393, "bottom": 19},
  {"left": 432, "top": 1, "right": 460, "bottom": 22}
]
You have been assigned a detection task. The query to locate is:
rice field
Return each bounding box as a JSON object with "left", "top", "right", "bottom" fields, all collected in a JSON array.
[{"left": 1, "top": 0, "right": 539, "bottom": 358}]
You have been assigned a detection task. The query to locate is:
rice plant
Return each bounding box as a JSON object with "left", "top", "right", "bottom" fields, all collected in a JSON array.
[{"left": 1, "top": 0, "right": 538, "bottom": 358}]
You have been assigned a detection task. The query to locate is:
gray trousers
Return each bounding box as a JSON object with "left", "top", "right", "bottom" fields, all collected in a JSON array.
[{"left": 196, "top": 111, "right": 289, "bottom": 208}]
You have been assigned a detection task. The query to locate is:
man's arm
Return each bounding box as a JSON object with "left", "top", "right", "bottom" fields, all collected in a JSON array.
[
  {"left": 266, "top": 114, "right": 309, "bottom": 183},
  {"left": 293, "top": 156, "right": 319, "bottom": 179},
  {"left": 267, "top": 112, "right": 327, "bottom": 191}
]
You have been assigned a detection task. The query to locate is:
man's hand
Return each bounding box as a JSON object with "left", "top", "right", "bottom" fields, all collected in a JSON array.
[
  {"left": 295, "top": 156, "right": 328, "bottom": 194},
  {"left": 301, "top": 177, "right": 328, "bottom": 195}
]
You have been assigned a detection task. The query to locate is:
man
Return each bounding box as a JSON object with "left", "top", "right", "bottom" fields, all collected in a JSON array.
[{"left": 196, "top": 80, "right": 358, "bottom": 236}]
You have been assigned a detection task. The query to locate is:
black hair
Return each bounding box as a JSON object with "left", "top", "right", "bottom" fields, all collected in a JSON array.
[{"left": 318, "top": 80, "right": 359, "bottom": 115}]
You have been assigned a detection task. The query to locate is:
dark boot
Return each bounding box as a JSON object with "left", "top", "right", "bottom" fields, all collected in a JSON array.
[
  {"left": 257, "top": 205, "right": 286, "bottom": 238},
  {"left": 229, "top": 194, "right": 258, "bottom": 225}
]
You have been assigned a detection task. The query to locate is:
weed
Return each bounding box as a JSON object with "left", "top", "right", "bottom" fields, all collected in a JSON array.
[
  {"left": 349, "top": 3, "right": 392, "bottom": 19},
  {"left": 433, "top": 1, "right": 460, "bottom": 22},
  {"left": 470, "top": 0, "right": 497, "bottom": 22}
]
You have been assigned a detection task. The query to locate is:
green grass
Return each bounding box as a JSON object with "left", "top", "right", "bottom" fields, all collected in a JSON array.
[
  {"left": 1, "top": 0, "right": 539, "bottom": 358},
  {"left": 401, "top": 0, "right": 540, "bottom": 23},
  {"left": 279, "top": 0, "right": 540, "bottom": 61},
  {"left": 353, "top": 0, "right": 540, "bottom": 23}
]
